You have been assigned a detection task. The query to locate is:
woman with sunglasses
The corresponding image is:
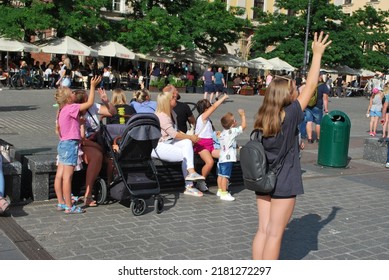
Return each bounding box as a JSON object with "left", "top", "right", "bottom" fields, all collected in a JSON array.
[{"left": 252, "top": 32, "right": 331, "bottom": 259}]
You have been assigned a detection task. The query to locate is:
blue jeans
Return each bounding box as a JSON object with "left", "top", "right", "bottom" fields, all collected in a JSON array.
[{"left": 0, "top": 156, "right": 5, "bottom": 197}]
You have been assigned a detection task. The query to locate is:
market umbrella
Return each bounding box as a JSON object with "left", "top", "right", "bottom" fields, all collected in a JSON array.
[
  {"left": 267, "top": 57, "right": 296, "bottom": 72},
  {"left": 247, "top": 57, "right": 274, "bottom": 70},
  {"left": 334, "top": 65, "right": 359, "bottom": 76},
  {"left": 358, "top": 69, "right": 375, "bottom": 77},
  {"left": 135, "top": 50, "right": 174, "bottom": 64},
  {"left": 210, "top": 53, "right": 248, "bottom": 67},
  {"left": 0, "top": 37, "right": 40, "bottom": 53},
  {"left": 91, "top": 41, "right": 135, "bottom": 61},
  {"left": 40, "top": 36, "right": 98, "bottom": 56},
  {"left": 91, "top": 41, "right": 136, "bottom": 67},
  {"left": 173, "top": 49, "right": 210, "bottom": 64},
  {"left": 0, "top": 37, "right": 40, "bottom": 71}
]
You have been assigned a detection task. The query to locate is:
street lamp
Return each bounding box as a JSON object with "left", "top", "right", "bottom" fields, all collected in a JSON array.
[{"left": 302, "top": 0, "right": 312, "bottom": 75}]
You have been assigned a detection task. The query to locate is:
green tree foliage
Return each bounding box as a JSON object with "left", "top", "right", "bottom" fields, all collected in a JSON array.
[
  {"left": 350, "top": 5, "right": 389, "bottom": 72},
  {"left": 120, "top": 0, "right": 247, "bottom": 54},
  {"left": 51, "top": 0, "right": 113, "bottom": 45},
  {"left": 251, "top": 0, "right": 388, "bottom": 71},
  {"left": 0, "top": 0, "right": 54, "bottom": 41}
]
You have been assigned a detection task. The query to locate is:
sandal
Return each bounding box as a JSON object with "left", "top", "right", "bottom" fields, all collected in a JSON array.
[
  {"left": 84, "top": 197, "right": 97, "bottom": 207},
  {"left": 56, "top": 203, "right": 66, "bottom": 211},
  {"left": 0, "top": 197, "right": 10, "bottom": 214},
  {"left": 183, "top": 187, "right": 203, "bottom": 197},
  {"left": 64, "top": 205, "right": 85, "bottom": 214},
  {"left": 71, "top": 194, "right": 81, "bottom": 204}
]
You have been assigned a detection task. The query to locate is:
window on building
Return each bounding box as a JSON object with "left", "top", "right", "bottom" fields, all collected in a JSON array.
[
  {"left": 344, "top": 0, "right": 352, "bottom": 4},
  {"left": 253, "top": 0, "right": 264, "bottom": 19},
  {"left": 112, "top": 0, "right": 125, "bottom": 13}
]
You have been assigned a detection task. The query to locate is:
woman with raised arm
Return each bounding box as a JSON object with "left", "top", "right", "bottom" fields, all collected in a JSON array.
[{"left": 252, "top": 32, "right": 331, "bottom": 260}]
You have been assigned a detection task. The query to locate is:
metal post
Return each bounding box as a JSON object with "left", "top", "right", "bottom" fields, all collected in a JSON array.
[{"left": 302, "top": 0, "right": 312, "bottom": 75}]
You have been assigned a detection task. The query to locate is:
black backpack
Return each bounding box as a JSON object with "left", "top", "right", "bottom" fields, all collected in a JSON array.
[{"left": 240, "top": 129, "right": 283, "bottom": 193}]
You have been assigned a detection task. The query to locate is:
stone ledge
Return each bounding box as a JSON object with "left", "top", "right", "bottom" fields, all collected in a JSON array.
[
  {"left": 2, "top": 160, "right": 22, "bottom": 202},
  {"left": 363, "top": 138, "right": 387, "bottom": 163},
  {"left": 22, "top": 154, "right": 243, "bottom": 201}
]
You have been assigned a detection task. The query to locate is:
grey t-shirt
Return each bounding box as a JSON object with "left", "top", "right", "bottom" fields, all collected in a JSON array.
[{"left": 262, "top": 100, "right": 304, "bottom": 197}]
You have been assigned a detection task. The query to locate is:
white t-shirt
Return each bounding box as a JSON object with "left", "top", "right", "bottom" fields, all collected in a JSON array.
[
  {"left": 219, "top": 126, "right": 243, "bottom": 163},
  {"left": 195, "top": 114, "right": 214, "bottom": 138}
]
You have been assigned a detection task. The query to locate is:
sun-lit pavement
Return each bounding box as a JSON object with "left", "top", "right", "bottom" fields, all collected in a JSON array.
[{"left": 1, "top": 87, "right": 388, "bottom": 260}]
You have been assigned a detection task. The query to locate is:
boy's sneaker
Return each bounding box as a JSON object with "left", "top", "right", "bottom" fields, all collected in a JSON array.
[
  {"left": 216, "top": 189, "right": 222, "bottom": 197},
  {"left": 184, "top": 186, "right": 203, "bottom": 197},
  {"left": 196, "top": 180, "right": 208, "bottom": 192},
  {"left": 220, "top": 192, "right": 235, "bottom": 201},
  {"left": 385, "top": 162, "right": 389, "bottom": 168},
  {"left": 185, "top": 172, "right": 205, "bottom": 181}
]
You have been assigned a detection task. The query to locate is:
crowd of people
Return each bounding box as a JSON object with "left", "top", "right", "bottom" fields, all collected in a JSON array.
[{"left": 4, "top": 31, "right": 389, "bottom": 260}]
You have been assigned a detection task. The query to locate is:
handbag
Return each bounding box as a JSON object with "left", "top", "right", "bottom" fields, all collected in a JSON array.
[
  {"left": 186, "top": 124, "right": 195, "bottom": 135},
  {"left": 0, "top": 139, "right": 15, "bottom": 163}
]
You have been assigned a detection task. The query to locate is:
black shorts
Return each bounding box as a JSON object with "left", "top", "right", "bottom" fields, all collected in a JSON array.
[{"left": 255, "top": 192, "right": 296, "bottom": 199}]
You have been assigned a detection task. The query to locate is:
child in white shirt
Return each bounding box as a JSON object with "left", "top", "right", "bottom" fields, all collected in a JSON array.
[{"left": 217, "top": 109, "right": 246, "bottom": 201}]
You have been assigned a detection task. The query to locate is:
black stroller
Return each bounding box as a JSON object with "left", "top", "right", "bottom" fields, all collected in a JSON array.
[{"left": 96, "top": 113, "right": 163, "bottom": 216}]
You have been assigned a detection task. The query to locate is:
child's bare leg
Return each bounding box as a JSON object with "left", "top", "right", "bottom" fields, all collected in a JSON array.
[
  {"left": 220, "top": 177, "right": 228, "bottom": 192},
  {"left": 203, "top": 92, "right": 208, "bottom": 100},
  {"left": 198, "top": 150, "right": 214, "bottom": 178},
  {"left": 54, "top": 164, "right": 65, "bottom": 205},
  {"left": 62, "top": 165, "right": 75, "bottom": 208}
]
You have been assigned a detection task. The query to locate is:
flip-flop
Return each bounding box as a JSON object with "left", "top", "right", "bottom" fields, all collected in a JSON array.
[{"left": 84, "top": 197, "right": 98, "bottom": 207}]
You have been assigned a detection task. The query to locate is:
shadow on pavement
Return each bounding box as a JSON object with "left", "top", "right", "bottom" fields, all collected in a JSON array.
[
  {"left": 0, "top": 105, "right": 39, "bottom": 112},
  {"left": 280, "top": 206, "right": 341, "bottom": 259}
]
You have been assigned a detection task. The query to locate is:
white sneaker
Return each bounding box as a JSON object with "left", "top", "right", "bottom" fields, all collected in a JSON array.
[
  {"left": 216, "top": 189, "right": 222, "bottom": 197},
  {"left": 196, "top": 180, "right": 208, "bottom": 192},
  {"left": 185, "top": 172, "right": 205, "bottom": 181},
  {"left": 385, "top": 163, "right": 389, "bottom": 168},
  {"left": 220, "top": 192, "right": 235, "bottom": 201}
]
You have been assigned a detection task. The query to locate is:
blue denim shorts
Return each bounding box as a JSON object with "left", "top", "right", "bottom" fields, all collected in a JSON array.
[
  {"left": 305, "top": 107, "right": 323, "bottom": 124},
  {"left": 370, "top": 110, "right": 382, "bottom": 117},
  {"left": 57, "top": 140, "right": 79, "bottom": 166},
  {"left": 217, "top": 162, "right": 233, "bottom": 179}
]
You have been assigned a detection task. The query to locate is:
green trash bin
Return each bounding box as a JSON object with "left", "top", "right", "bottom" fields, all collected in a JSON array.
[{"left": 317, "top": 110, "right": 351, "bottom": 167}]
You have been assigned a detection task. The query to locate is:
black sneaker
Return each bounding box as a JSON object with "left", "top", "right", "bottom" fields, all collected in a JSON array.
[
  {"left": 215, "top": 97, "right": 219, "bottom": 101},
  {"left": 307, "top": 139, "right": 314, "bottom": 144}
]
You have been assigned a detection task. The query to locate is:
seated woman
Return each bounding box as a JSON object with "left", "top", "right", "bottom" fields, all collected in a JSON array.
[
  {"left": 151, "top": 85, "right": 206, "bottom": 197},
  {"left": 107, "top": 88, "right": 136, "bottom": 124},
  {"left": 77, "top": 88, "right": 116, "bottom": 206},
  {"left": 130, "top": 89, "right": 157, "bottom": 113}
]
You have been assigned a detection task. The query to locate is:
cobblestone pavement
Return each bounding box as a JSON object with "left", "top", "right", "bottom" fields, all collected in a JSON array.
[{"left": 1, "top": 87, "right": 388, "bottom": 260}]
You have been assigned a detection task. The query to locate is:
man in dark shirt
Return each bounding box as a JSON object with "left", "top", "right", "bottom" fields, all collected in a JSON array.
[{"left": 173, "top": 93, "right": 195, "bottom": 133}]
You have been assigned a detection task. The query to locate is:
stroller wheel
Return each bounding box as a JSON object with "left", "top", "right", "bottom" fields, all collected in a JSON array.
[
  {"left": 154, "top": 195, "right": 164, "bottom": 214},
  {"left": 130, "top": 198, "right": 146, "bottom": 216},
  {"left": 93, "top": 177, "right": 107, "bottom": 204}
]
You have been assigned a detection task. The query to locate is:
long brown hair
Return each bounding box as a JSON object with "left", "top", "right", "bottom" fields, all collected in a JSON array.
[{"left": 254, "top": 77, "right": 295, "bottom": 137}]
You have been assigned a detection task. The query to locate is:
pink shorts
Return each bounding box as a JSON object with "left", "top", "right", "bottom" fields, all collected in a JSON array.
[{"left": 194, "top": 138, "right": 214, "bottom": 154}]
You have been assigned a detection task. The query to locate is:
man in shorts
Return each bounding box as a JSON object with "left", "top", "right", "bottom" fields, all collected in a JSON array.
[{"left": 305, "top": 72, "right": 329, "bottom": 143}]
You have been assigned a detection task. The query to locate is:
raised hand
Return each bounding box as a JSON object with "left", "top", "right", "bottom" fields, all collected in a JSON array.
[
  {"left": 98, "top": 88, "right": 108, "bottom": 103},
  {"left": 311, "top": 31, "right": 332, "bottom": 56},
  {"left": 90, "top": 76, "right": 102, "bottom": 88}
]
